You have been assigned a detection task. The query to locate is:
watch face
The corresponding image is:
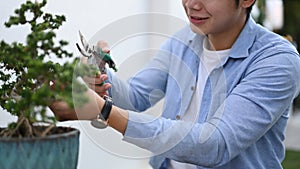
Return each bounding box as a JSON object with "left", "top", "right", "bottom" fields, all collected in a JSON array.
[{"left": 91, "top": 119, "right": 108, "bottom": 129}]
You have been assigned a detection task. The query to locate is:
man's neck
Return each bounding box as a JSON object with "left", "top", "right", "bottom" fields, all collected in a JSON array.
[{"left": 207, "top": 17, "right": 247, "bottom": 51}]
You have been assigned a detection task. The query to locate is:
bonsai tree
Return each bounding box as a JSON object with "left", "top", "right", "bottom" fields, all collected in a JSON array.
[{"left": 0, "top": 0, "right": 93, "bottom": 138}]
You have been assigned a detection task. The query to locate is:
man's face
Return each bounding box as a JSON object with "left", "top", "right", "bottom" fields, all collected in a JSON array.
[{"left": 182, "top": 0, "right": 246, "bottom": 36}]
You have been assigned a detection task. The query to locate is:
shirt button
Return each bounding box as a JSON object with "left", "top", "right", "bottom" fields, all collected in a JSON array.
[
  {"left": 191, "top": 86, "right": 195, "bottom": 91},
  {"left": 176, "top": 115, "right": 181, "bottom": 120}
]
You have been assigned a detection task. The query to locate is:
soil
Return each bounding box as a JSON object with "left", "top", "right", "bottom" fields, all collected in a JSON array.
[{"left": 0, "top": 125, "right": 76, "bottom": 138}]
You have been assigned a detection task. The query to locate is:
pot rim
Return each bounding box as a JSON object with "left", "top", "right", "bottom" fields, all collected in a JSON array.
[{"left": 0, "top": 126, "right": 80, "bottom": 142}]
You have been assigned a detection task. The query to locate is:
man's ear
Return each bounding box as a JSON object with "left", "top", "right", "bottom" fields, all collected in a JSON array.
[{"left": 240, "top": 0, "right": 256, "bottom": 8}]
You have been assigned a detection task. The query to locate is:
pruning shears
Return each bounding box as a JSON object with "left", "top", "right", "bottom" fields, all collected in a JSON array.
[{"left": 76, "top": 31, "right": 118, "bottom": 74}]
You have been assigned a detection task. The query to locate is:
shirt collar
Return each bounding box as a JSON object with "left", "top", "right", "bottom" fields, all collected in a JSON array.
[
  {"left": 187, "top": 17, "right": 257, "bottom": 60},
  {"left": 229, "top": 17, "right": 257, "bottom": 59}
]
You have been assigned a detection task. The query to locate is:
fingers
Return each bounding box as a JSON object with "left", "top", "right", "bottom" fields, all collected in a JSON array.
[
  {"left": 90, "top": 82, "right": 111, "bottom": 96},
  {"left": 97, "top": 40, "right": 110, "bottom": 53},
  {"left": 83, "top": 73, "right": 107, "bottom": 85},
  {"left": 82, "top": 74, "right": 111, "bottom": 97},
  {"left": 95, "top": 83, "right": 112, "bottom": 97}
]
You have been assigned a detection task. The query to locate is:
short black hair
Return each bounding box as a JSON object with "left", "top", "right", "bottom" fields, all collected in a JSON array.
[{"left": 235, "top": 0, "right": 256, "bottom": 18}]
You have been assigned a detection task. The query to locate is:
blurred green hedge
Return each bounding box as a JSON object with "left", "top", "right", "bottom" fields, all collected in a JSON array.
[
  {"left": 282, "top": 149, "right": 300, "bottom": 169},
  {"left": 278, "top": 1, "right": 300, "bottom": 109}
]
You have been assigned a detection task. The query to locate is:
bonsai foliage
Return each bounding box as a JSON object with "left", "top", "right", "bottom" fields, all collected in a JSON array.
[{"left": 0, "top": 0, "right": 93, "bottom": 137}]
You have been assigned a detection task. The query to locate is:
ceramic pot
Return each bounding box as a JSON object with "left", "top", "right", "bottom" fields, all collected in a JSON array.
[{"left": 0, "top": 126, "right": 80, "bottom": 169}]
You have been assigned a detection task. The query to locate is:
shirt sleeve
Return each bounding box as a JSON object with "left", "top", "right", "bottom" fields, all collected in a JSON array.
[
  {"left": 123, "top": 50, "right": 300, "bottom": 167},
  {"left": 107, "top": 43, "right": 172, "bottom": 112}
]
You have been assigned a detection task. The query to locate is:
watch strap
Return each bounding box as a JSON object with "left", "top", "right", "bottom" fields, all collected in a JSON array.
[{"left": 101, "top": 95, "right": 113, "bottom": 121}]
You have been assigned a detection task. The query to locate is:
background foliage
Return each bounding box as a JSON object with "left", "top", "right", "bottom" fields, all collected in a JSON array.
[{"left": 280, "top": 0, "right": 300, "bottom": 109}]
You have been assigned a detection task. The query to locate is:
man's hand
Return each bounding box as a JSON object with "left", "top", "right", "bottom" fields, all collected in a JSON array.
[
  {"left": 49, "top": 101, "right": 78, "bottom": 121},
  {"left": 50, "top": 88, "right": 105, "bottom": 121},
  {"left": 81, "top": 40, "right": 112, "bottom": 97},
  {"left": 82, "top": 72, "right": 111, "bottom": 97}
]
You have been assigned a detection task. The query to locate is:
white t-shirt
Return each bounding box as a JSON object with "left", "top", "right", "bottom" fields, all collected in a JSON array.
[{"left": 169, "top": 38, "right": 230, "bottom": 169}]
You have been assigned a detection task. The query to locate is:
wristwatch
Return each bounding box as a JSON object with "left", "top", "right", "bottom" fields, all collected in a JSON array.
[{"left": 91, "top": 95, "right": 113, "bottom": 129}]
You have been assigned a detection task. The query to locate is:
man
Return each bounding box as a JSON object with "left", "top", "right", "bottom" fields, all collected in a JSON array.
[{"left": 52, "top": 0, "right": 300, "bottom": 168}]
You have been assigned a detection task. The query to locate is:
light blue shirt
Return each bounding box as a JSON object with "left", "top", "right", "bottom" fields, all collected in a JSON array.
[{"left": 107, "top": 17, "right": 300, "bottom": 169}]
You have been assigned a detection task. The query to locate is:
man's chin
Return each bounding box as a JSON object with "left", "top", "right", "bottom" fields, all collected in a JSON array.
[{"left": 190, "top": 24, "right": 205, "bottom": 35}]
